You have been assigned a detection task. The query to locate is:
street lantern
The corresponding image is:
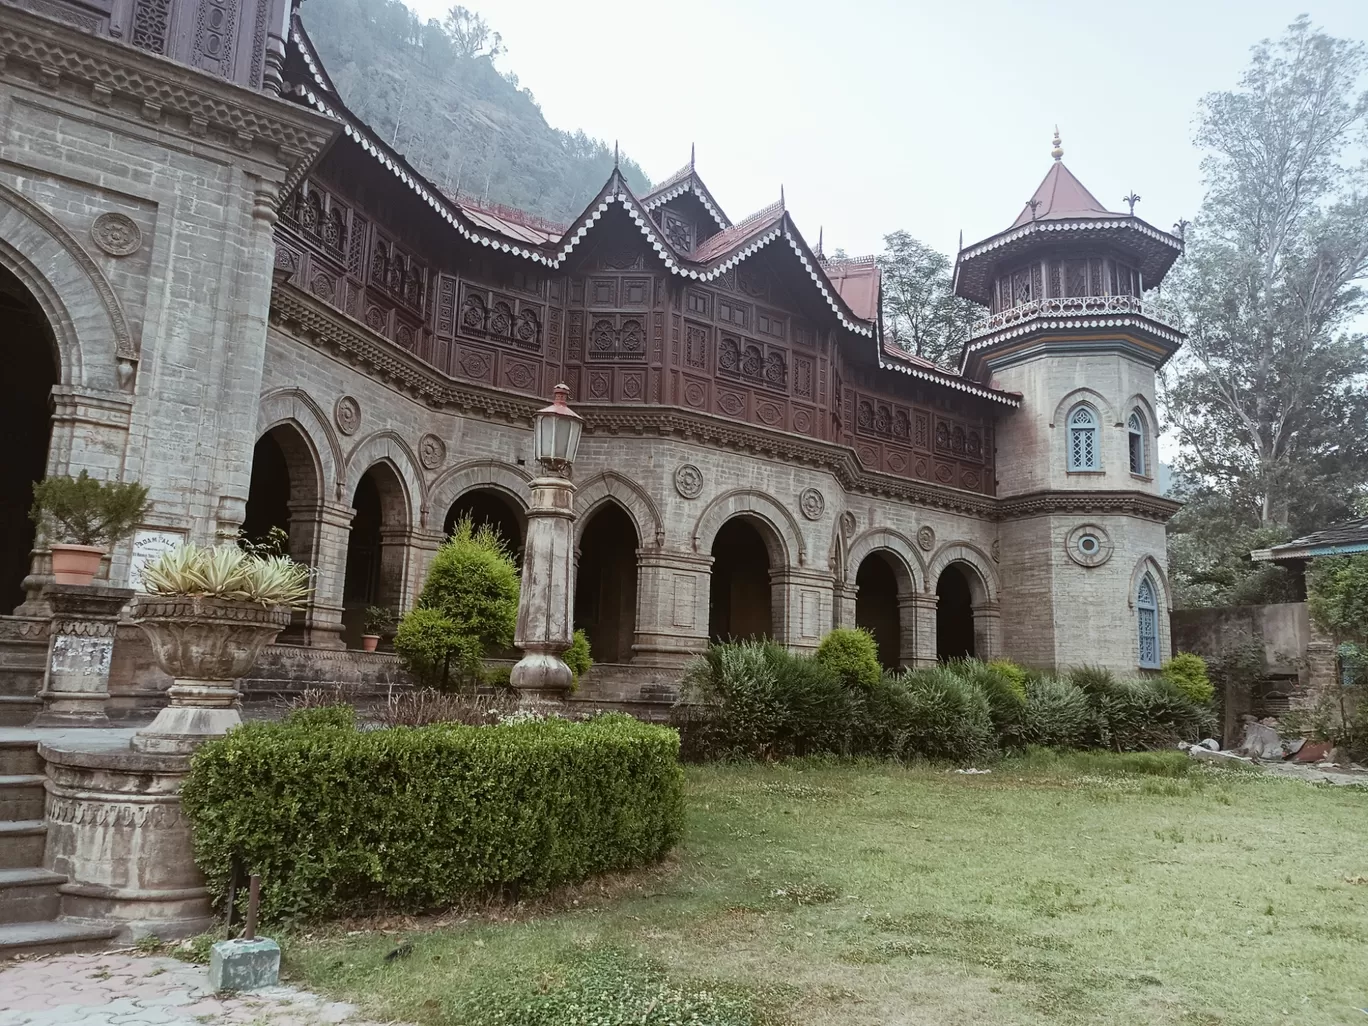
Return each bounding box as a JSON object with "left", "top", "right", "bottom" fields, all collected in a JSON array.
[{"left": 532, "top": 383, "right": 583, "bottom": 474}]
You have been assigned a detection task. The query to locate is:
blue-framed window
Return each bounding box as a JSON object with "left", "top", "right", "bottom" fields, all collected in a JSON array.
[
  {"left": 1137, "top": 574, "right": 1160, "bottom": 668},
  {"left": 1067, "top": 404, "right": 1100, "bottom": 471},
  {"left": 1128, "top": 410, "right": 1146, "bottom": 475}
]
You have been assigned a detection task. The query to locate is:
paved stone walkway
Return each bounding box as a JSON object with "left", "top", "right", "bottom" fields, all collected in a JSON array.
[{"left": 0, "top": 953, "right": 396, "bottom": 1026}]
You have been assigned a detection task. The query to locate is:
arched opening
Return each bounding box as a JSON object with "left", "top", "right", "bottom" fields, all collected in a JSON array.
[
  {"left": 0, "top": 266, "right": 58, "bottom": 612},
  {"left": 343, "top": 463, "right": 407, "bottom": 646},
  {"left": 856, "top": 553, "right": 902, "bottom": 670},
  {"left": 574, "top": 503, "right": 639, "bottom": 664},
  {"left": 936, "top": 564, "right": 976, "bottom": 661},
  {"left": 242, "top": 432, "right": 291, "bottom": 546},
  {"left": 445, "top": 488, "right": 524, "bottom": 554},
  {"left": 709, "top": 517, "right": 774, "bottom": 643}
]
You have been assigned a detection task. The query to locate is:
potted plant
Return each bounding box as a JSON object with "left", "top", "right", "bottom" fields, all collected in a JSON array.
[
  {"left": 362, "top": 605, "right": 395, "bottom": 652},
  {"left": 131, "top": 543, "right": 311, "bottom": 754},
  {"left": 29, "top": 471, "right": 151, "bottom": 586}
]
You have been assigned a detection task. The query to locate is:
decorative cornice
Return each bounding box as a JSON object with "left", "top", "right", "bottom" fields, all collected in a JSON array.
[
  {"left": 0, "top": 6, "right": 336, "bottom": 164},
  {"left": 959, "top": 217, "right": 1182, "bottom": 265},
  {"left": 998, "top": 489, "right": 1182, "bottom": 524}
]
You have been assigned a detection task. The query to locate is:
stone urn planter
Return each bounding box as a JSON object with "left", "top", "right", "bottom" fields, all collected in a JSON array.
[
  {"left": 130, "top": 595, "right": 291, "bottom": 754},
  {"left": 49, "top": 542, "right": 106, "bottom": 586}
]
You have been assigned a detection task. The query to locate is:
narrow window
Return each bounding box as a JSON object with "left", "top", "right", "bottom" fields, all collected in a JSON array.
[
  {"left": 1137, "top": 574, "right": 1160, "bottom": 668},
  {"left": 1067, "top": 404, "right": 1100, "bottom": 471},
  {"left": 1128, "top": 411, "right": 1146, "bottom": 475}
]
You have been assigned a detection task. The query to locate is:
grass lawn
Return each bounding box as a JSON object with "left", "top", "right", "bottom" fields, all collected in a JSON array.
[{"left": 283, "top": 751, "right": 1368, "bottom": 1025}]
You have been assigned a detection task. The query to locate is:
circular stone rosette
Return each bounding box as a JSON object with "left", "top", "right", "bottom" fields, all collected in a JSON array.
[
  {"left": 419, "top": 433, "right": 446, "bottom": 470},
  {"left": 917, "top": 525, "right": 936, "bottom": 552},
  {"left": 674, "top": 463, "right": 703, "bottom": 499},
  {"left": 1065, "top": 523, "right": 1114, "bottom": 568},
  {"left": 90, "top": 212, "right": 143, "bottom": 256},
  {"left": 334, "top": 395, "right": 361, "bottom": 435},
  {"left": 799, "top": 487, "right": 825, "bottom": 521}
]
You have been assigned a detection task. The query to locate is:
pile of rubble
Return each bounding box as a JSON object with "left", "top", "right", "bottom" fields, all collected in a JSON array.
[{"left": 1178, "top": 716, "right": 1368, "bottom": 785}]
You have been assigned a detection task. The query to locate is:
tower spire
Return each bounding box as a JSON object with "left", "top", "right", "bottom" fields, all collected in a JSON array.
[
  {"left": 780, "top": 184, "right": 785, "bottom": 209},
  {"left": 690, "top": 142, "right": 695, "bottom": 169},
  {"left": 613, "top": 140, "right": 619, "bottom": 169},
  {"left": 1051, "top": 126, "right": 1063, "bottom": 161},
  {"left": 817, "top": 225, "right": 824, "bottom": 257}
]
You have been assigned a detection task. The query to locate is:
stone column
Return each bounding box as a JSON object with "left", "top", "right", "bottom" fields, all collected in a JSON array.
[
  {"left": 770, "top": 568, "right": 835, "bottom": 653},
  {"left": 403, "top": 527, "right": 447, "bottom": 610},
  {"left": 30, "top": 584, "right": 134, "bottom": 727},
  {"left": 910, "top": 593, "right": 939, "bottom": 667},
  {"left": 833, "top": 580, "right": 858, "bottom": 631},
  {"left": 631, "top": 549, "right": 713, "bottom": 666},
  {"left": 896, "top": 594, "right": 919, "bottom": 670},
  {"left": 511, "top": 475, "right": 577, "bottom": 699},
  {"left": 286, "top": 498, "right": 352, "bottom": 649},
  {"left": 972, "top": 600, "right": 1002, "bottom": 661}
]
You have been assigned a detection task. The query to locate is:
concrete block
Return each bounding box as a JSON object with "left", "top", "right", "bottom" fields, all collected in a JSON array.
[{"left": 209, "top": 937, "right": 281, "bottom": 992}]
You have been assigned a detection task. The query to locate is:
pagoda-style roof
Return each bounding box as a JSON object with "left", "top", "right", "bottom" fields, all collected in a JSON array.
[
  {"left": 954, "top": 149, "right": 1184, "bottom": 307},
  {"left": 281, "top": 16, "right": 1021, "bottom": 407},
  {"left": 1250, "top": 519, "right": 1368, "bottom": 564}
]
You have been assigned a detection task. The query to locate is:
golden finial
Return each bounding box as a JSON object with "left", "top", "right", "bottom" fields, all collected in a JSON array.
[{"left": 1051, "top": 126, "right": 1063, "bottom": 161}]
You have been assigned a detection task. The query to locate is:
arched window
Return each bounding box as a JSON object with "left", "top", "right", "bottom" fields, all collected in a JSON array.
[
  {"left": 1137, "top": 574, "right": 1160, "bottom": 668},
  {"left": 1067, "top": 404, "right": 1100, "bottom": 471},
  {"left": 1128, "top": 411, "right": 1146, "bottom": 476}
]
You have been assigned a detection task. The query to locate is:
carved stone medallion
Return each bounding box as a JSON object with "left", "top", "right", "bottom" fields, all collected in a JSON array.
[
  {"left": 991, "top": 538, "right": 1001, "bottom": 563},
  {"left": 840, "top": 510, "right": 857, "bottom": 536},
  {"left": 799, "top": 487, "right": 825, "bottom": 521},
  {"left": 419, "top": 433, "right": 446, "bottom": 470},
  {"left": 917, "top": 525, "right": 936, "bottom": 552},
  {"left": 1065, "top": 523, "right": 1113, "bottom": 568},
  {"left": 334, "top": 395, "right": 361, "bottom": 436},
  {"left": 91, "top": 212, "right": 142, "bottom": 257},
  {"left": 674, "top": 464, "right": 703, "bottom": 500}
]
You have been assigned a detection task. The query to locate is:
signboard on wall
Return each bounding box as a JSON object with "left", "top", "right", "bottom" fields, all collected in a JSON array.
[{"left": 129, "top": 529, "right": 186, "bottom": 592}]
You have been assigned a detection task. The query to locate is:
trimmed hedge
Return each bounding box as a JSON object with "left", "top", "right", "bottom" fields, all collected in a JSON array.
[{"left": 181, "top": 711, "right": 684, "bottom": 922}]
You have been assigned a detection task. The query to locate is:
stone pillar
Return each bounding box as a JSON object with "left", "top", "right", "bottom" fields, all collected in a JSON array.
[
  {"left": 896, "top": 594, "right": 919, "bottom": 670},
  {"left": 403, "top": 527, "right": 446, "bottom": 610},
  {"left": 972, "top": 600, "right": 1002, "bottom": 661},
  {"left": 30, "top": 584, "right": 133, "bottom": 727},
  {"left": 511, "top": 475, "right": 577, "bottom": 699},
  {"left": 40, "top": 743, "right": 213, "bottom": 942},
  {"left": 833, "top": 580, "right": 858, "bottom": 631},
  {"left": 632, "top": 549, "right": 713, "bottom": 666},
  {"left": 287, "top": 498, "right": 352, "bottom": 649},
  {"left": 771, "top": 568, "right": 834, "bottom": 653},
  {"left": 910, "top": 593, "right": 939, "bottom": 668}
]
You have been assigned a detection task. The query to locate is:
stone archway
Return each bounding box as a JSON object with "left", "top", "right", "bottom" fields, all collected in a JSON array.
[
  {"left": 709, "top": 515, "right": 784, "bottom": 643},
  {"left": 445, "top": 489, "right": 526, "bottom": 554},
  {"left": 936, "top": 563, "right": 977, "bottom": 661},
  {"left": 574, "top": 501, "right": 639, "bottom": 663},
  {"left": 856, "top": 553, "right": 904, "bottom": 669},
  {"left": 0, "top": 265, "right": 59, "bottom": 612},
  {"left": 342, "top": 461, "right": 411, "bottom": 646}
]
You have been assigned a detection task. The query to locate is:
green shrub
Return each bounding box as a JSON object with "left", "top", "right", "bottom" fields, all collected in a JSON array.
[
  {"left": 1089, "top": 677, "right": 1214, "bottom": 751},
  {"left": 677, "top": 641, "right": 853, "bottom": 760},
  {"left": 363, "top": 605, "right": 397, "bottom": 637},
  {"left": 283, "top": 704, "right": 356, "bottom": 729},
  {"left": 181, "top": 713, "right": 684, "bottom": 923},
  {"left": 1020, "top": 677, "right": 1094, "bottom": 749},
  {"left": 482, "top": 664, "right": 514, "bottom": 691},
  {"left": 1067, "top": 665, "right": 1119, "bottom": 696},
  {"left": 393, "top": 606, "right": 475, "bottom": 688},
  {"left": 406, "top": 517, "right": 519, "bottom": 683},
  {"left": 859, "top": 667, "right": 995, "bottom": 764},
  {"left": 986, "top": 659, "right": 1030, "bottom": 699},
  {"left": 1161, "top": 652, "right": 1215, "bottom": 704},
  {"left": 29, "top": 470, "right": 150, "bottom": 547},
  {"left": 815, "top": 628, "right": 881, "bottom": 690},
  {"left": 950, "top": 659, "right": 1026, "bottom": 749},
  {"left": 565, "top": 628, "right": 593, "bottom": 685}
]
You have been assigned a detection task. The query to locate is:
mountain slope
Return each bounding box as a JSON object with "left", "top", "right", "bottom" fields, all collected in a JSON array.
[{"left": 300, "top": 0, "right": 650, "bottom": 222}]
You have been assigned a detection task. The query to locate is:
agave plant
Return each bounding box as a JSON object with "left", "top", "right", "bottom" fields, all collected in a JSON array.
[{"left": 140, "top": 543, "right": 312, "bottom": 609}]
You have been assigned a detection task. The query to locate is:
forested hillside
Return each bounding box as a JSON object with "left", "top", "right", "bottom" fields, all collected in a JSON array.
[{"left": 300, "top": 0, "right": 651, "bottom": 222}]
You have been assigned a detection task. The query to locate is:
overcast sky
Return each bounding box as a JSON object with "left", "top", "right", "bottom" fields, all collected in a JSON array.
[{"left": 405, "top": 0, "right": 1367, "bottom": 259}]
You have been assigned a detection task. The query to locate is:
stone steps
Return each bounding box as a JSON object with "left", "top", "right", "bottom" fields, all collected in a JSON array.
[
  {"left": 0, "top": 919, "right": 119, "bottom": 958},
  {"left": 0, "top": 741, "right": 42, "bottom": 776},
  {"left": 0, "top": 695, "right": 41, "bottom": 726},
  {"left": 0, "top": 867, "right": 65, "bottom": 924},
  {"left": 0, "top": 773, "right": 47, "bottom": 821},
  {"left": 0, "top": 820, "right": 46, "bottom": 869}
]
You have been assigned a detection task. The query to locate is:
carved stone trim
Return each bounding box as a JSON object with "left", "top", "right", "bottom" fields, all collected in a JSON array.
[
  {"left": 917, "top": 525, "right": 936, "bottom": 552},
  {"left": 999, "top": 490, "right": 1182, "bottom": 524},
  {"left": 674, "top": 464, "right": 703, "bottom": 500},
  {"left": 1065, "top": 523, "right": 1114, "bottom": 567},
  {"left": 419, "top": 433, "right": 446, "bottom": 470},
  {"left": 334, "top": 395, "right": 360, "bottom": 435},
  {"left": 90, "top": 212, "right": 143, "bottom": 256},
  {"left": 798, "top": 487, "right": 825, "bottom": 521}
]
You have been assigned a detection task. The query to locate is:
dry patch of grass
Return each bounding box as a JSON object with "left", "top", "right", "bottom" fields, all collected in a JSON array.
[{"left": 282, "top": 752, "right": 1368, "bottom": 1025}]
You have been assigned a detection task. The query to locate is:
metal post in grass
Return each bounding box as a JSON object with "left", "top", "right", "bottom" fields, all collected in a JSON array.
[{"left": 511, "top": 383, "right": 583, "bottom": 703}]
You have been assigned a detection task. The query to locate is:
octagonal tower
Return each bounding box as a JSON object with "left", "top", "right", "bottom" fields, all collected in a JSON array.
[{"left": 954, "top": 132, "right": 1185, "bottom": 674}]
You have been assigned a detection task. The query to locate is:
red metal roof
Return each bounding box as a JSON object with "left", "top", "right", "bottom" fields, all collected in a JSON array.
[
  {"left": 1010, "top": 160, "right": 1124, "bottom": 228},
  {"left": 820, "top": 256, "right": 880, "bottom": 322},
  {"left": 688, "top": 200, "right": 784, "bottom": 262}
]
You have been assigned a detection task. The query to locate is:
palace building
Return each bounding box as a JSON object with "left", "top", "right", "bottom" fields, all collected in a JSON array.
[{"left": 0, "top": 0, "right": 1185, "bottom": 720}]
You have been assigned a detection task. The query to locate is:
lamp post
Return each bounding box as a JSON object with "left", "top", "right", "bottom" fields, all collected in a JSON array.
[{"left": 511, "top": 383, "right": 584, "bottom": 701}]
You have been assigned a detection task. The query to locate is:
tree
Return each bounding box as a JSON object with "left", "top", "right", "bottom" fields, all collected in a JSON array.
[
  {"left": 878, "top": 231, "right": 979, "bottom": 369},
  {"left": 443, "top": 5, "right": 505, "bottom": 61},
  {"left": 1163, "top": 17, "right": 1368, "bottom": 534}
]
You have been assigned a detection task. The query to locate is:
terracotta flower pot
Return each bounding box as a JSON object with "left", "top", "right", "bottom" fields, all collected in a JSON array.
[
  {"left": 49, "top": 543, "right": 105, "bottom": 586},
  {"left": 361, "top": 634, "right": 380, "bottom": 652},
  {"left": 130, "top": 595, "right": 291, "bottom": 754}
]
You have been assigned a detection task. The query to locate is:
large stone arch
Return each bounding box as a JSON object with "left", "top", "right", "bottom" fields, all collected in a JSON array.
[
  {"left": 1051, "top": 387, "right": 1118, "bottom": 429},
  {"left": 926, "top": 541, "right": 999, "bottom": 603},
  {"left": 575, "top": 470, "right": 664, "bottom": 549},
  {"left": 257, "top": 387, "right": 342, "bottom": 502},
  {"left": 692, "top": 488, "right": 806, "bottom": 568},
  {"left": 845, "top": 527, "right": 925, "bottom": 592},
  {"left": 427, "top": 458, "right": 531, "bottom": 525},
  {"left": 343, "top": 431, "right": 425, "bottom": 528},
  {"left": 0, "top": 181, "right": 132, "bottom": 391}
]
